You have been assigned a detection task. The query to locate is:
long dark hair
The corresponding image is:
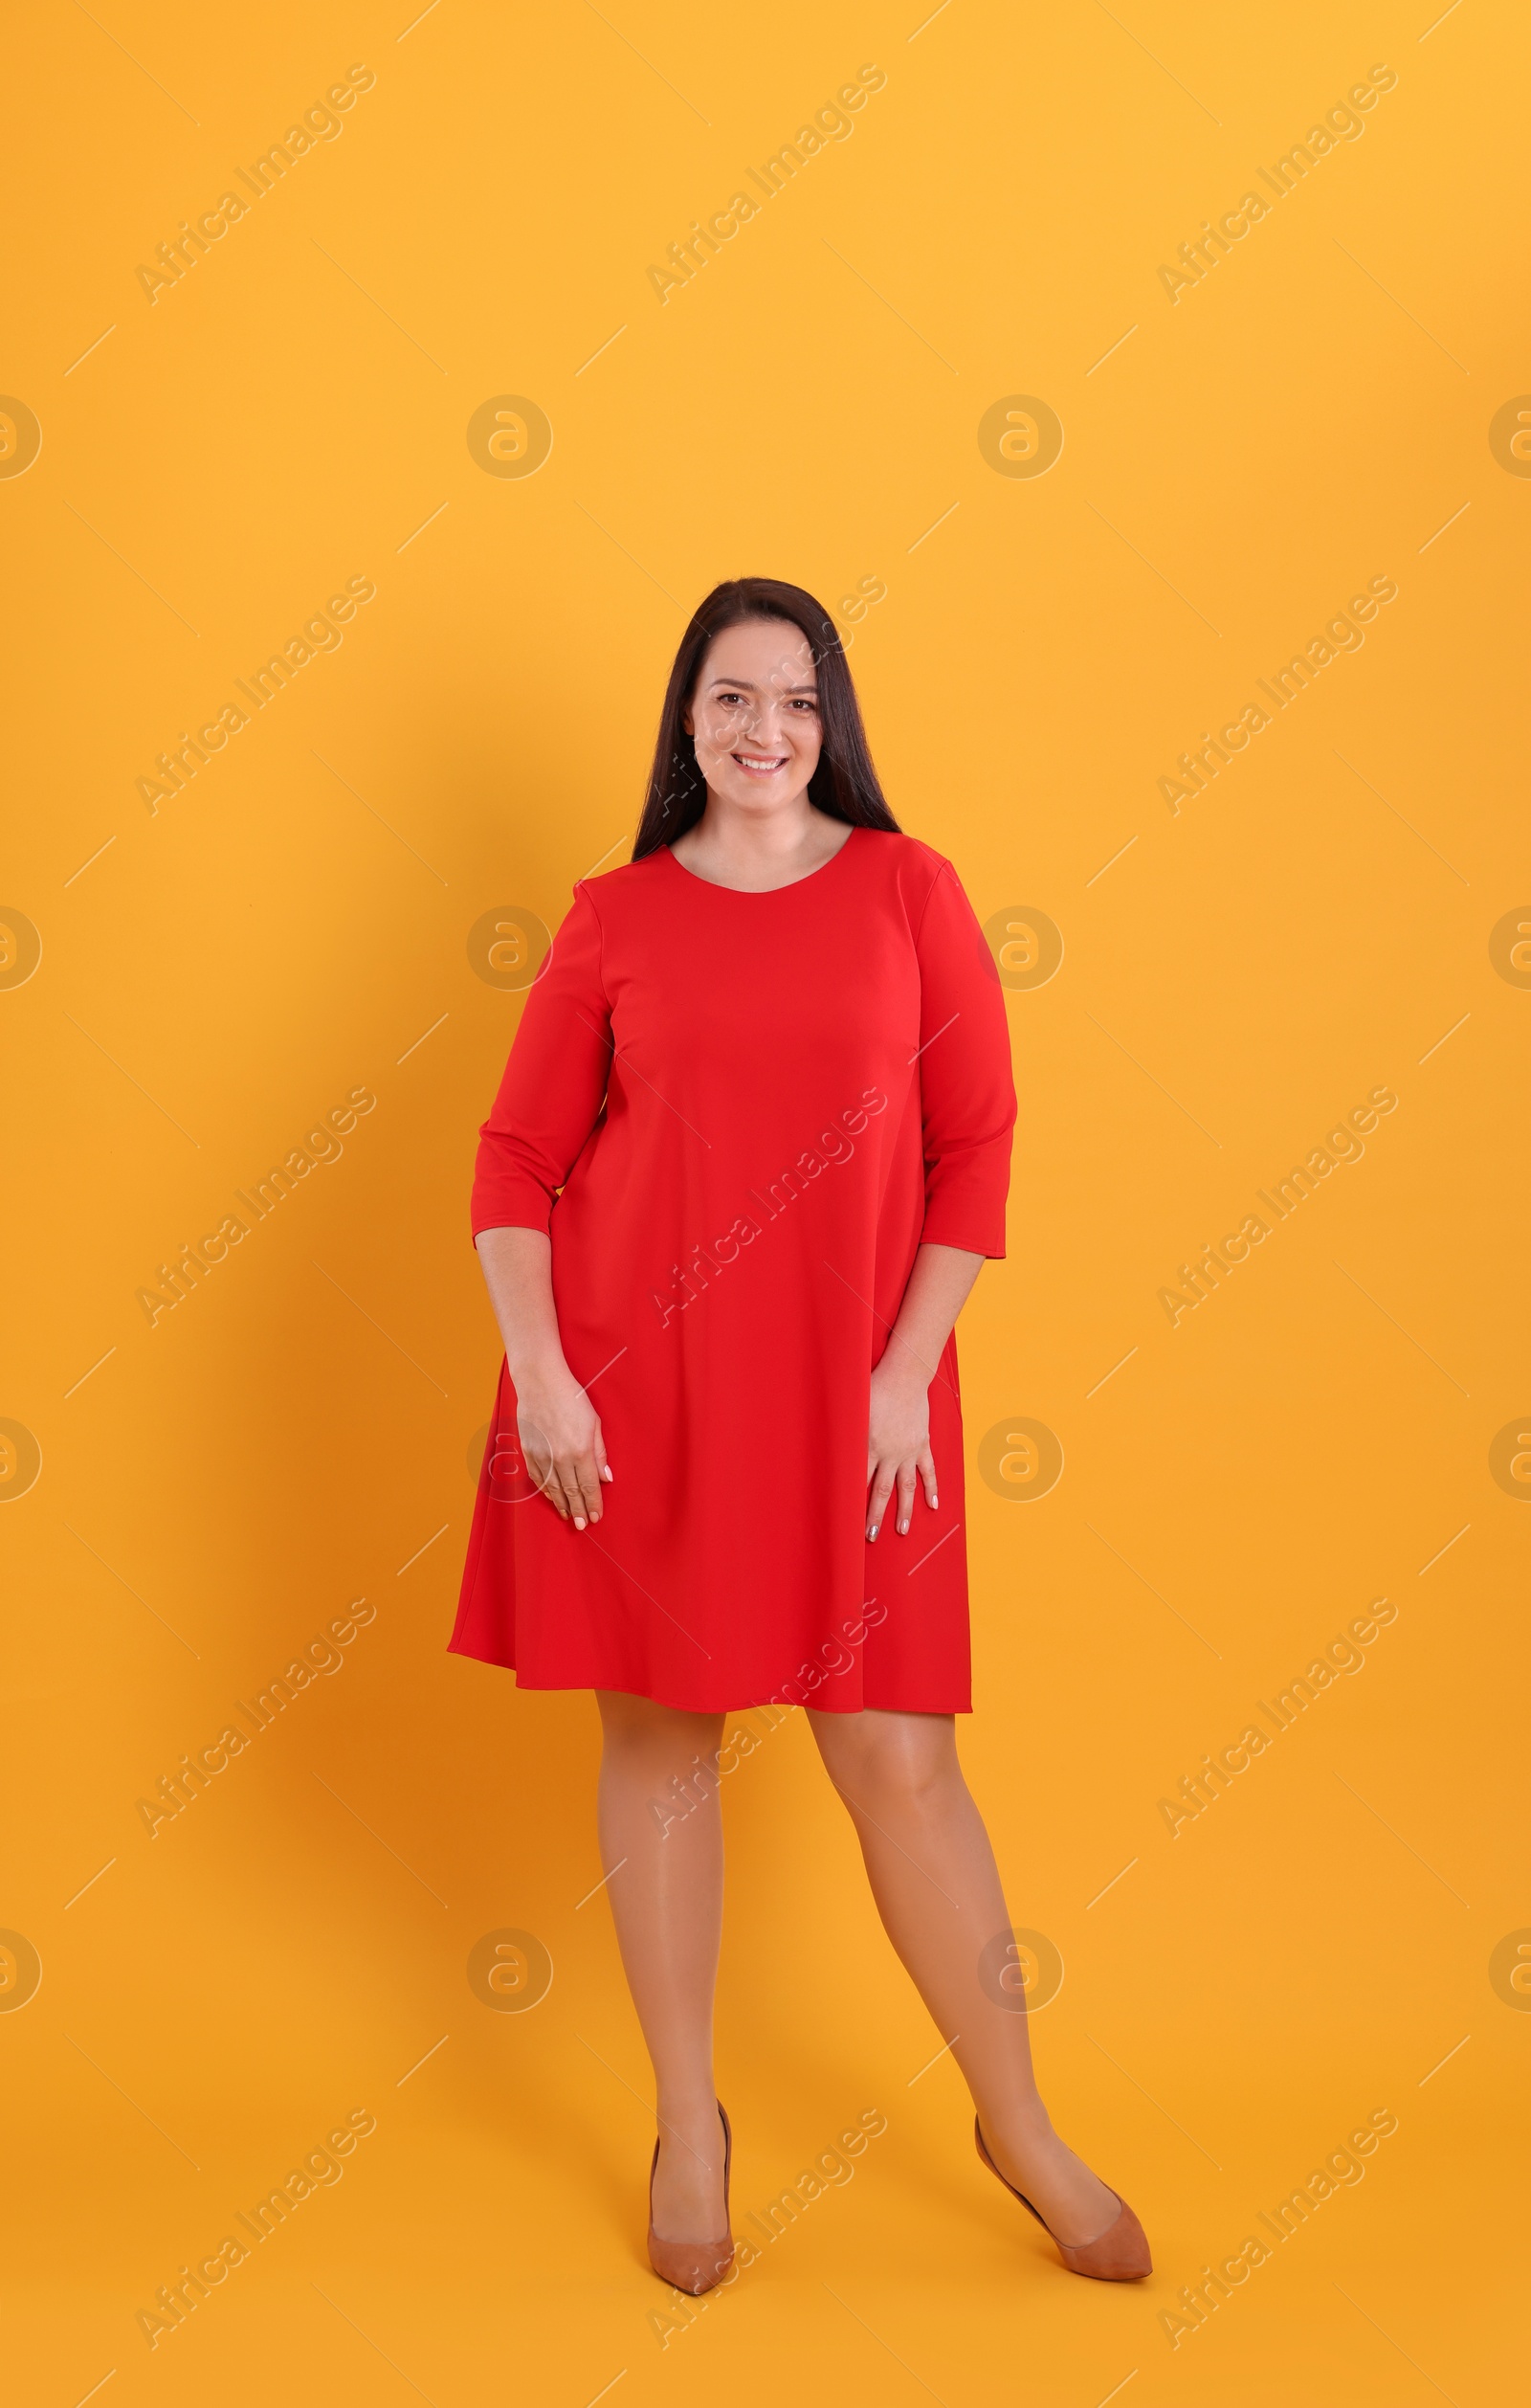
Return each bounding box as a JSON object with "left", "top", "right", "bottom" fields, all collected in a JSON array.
[{"left": 632, "top": 577, "right": 900, "bottom": 859}]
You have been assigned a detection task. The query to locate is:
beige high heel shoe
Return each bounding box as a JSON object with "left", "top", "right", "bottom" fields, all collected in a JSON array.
[
  {"left": 975, "top": 2118, "right": 1152, "bottom": 2281},
  {"left": 647, "top": 2102, "right": 735, "bottom": 2295}
]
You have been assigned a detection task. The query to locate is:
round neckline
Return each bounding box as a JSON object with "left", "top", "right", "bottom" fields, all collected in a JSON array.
[{"left": 662, "top": 822, "right": 862, "bottom": 896}]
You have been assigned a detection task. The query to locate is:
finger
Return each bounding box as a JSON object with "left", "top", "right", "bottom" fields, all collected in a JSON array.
[
  {"left": 895, "top": 1463, "right": 917, "bottom": 1535},
  {"left": 523, "top": 1442, "right": 560, "bottom": 1506},
  {"left": 867, "top": 1461, "right": 897, "bottom": 1540},
  {"left": 595, "top": 1424, "right": 614, "bottom": 1483},
  {"left": 554, "top": 1456, "right": 591, "bottom": 1529},
  {"left": 918, "top": 1445, "right": 939, "bottom": 1511},
  {"left": 572, "top": 1451, "right": 604, "bottom": 1527},
  {"left": 528, "top": 1433, "right": 568, "bottom": 1518}
]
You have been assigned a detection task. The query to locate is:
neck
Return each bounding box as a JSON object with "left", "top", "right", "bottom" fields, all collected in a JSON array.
[
  {"left": 670, "top": 798, "right": 855, "bottom": 893},
  {"left": 693, "top": 793, "right": 827, "bottom": 863}
]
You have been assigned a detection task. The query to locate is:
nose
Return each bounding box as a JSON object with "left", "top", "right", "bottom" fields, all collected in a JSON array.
[{"left": 742, "top": 697, "right": 790, "bottom": 747}]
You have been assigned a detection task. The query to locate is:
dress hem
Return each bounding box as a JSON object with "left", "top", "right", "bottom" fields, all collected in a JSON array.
[{"left": 445, "top": 1640, "right": 971, "bottom": 1716}]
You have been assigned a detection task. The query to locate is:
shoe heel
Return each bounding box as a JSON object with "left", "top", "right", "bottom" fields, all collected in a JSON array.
[{"left": 647, "top": 2101, "right": 735, "bottom": 2295}]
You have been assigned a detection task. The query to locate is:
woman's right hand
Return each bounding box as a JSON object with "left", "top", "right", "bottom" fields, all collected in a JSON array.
[
  {"left": 473, "top": 1229, "right": 611, "bottom": 1529},
  {"left": 514, "top": 1367, "right": 611, "bottom": 1529}
]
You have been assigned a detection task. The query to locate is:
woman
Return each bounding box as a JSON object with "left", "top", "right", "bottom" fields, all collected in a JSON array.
[{"left": 450, "top": 578, "right": 1150, "bottom": 2292}]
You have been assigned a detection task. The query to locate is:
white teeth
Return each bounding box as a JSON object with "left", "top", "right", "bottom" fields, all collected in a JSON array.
[{"left": 736, "top": 754, "right": 785, "bottom": 768}]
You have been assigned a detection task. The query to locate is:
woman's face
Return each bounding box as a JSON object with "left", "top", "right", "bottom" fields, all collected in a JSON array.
[{"left": 681, "top": 617, "right": 822, "bottom": 814}]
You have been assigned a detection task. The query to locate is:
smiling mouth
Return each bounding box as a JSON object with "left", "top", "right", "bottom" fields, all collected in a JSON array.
[{"left": 732, "top": 752, "right": 788, "bottom": 774}]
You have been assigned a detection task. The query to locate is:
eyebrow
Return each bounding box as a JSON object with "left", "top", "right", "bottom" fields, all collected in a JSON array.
[{"left": 706, "top": 677, "right": 818, "bottom": 694}]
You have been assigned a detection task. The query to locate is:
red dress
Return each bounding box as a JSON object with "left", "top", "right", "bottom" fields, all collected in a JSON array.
[{"left": 449, "top": 827, "right": 1016, "bottom": 1713}]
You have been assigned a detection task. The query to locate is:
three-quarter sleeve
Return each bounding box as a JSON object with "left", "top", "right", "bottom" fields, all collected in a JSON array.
[
  {"left": 470, "top": 881, "right": 612, "bottom": 1239},
  {"left": 913, "top": 859, "right": 1017, "bottom": 1258}
]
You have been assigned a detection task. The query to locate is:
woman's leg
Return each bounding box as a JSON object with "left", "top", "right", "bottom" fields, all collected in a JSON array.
[
  {"left": 594, "top": 1690, "right": 728, "bottom": 2240},
  {"left": 807, "top": 1705, "right": 1121, "bottom": 2246}
]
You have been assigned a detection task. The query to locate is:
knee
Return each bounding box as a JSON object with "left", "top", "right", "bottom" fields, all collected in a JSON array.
[
  {"left": 599, "top": 1694, "right": 723, "bottom": 1783},
  {"left": 867, "top": 1750, "right": 958, "bottom": 1817},
  {"left": 823, "top": 1719, "right": 960, "bottom": 1814}
]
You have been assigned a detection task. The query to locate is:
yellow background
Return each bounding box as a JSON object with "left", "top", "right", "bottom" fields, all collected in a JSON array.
[{"left": 4, "top": 0, "right": 1525, "bottom": 2398}]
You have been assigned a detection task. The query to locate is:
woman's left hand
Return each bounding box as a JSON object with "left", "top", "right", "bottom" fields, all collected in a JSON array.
[{"left": 866, "top": 1359, "right": 938, "bottom": 1540}]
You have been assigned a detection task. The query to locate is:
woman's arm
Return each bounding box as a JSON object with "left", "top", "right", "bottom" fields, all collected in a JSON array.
[
  {"left": 870, "top": 858, "right": 1016, "bottom": 1541},
  {"left": 476, "top": 1226, "right": 610, "bottom": 1529},
  {"left": 866, "top": 1241, "right": 983, "bottom": 1541}
]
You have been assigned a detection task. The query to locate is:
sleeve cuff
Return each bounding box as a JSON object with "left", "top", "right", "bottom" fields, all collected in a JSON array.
[
  {"left": 919, "top": 1207, "right": 1007, "bottom": 1260},
  {"left": 470, "top": 1191, "right": 554, "bottom": 1242}
]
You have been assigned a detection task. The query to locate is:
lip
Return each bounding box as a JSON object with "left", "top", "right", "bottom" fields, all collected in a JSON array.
[{"left": 731, "top": 752, "right": 789, "bottom": 775}]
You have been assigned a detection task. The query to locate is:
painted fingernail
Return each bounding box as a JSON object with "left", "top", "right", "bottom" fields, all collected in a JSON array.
[
  {"left": 899, "top": 1519, "right": 909, "bottom": 1533},
  {"left": 574, "top": 1516, "right": 586, "bottom": 1530},
  {"left": 602, "top": 1467, "right": 613, "bottom": 1481},
  {"left": 868, "top": 1525, "right": 878, "bottom": 1541}
]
